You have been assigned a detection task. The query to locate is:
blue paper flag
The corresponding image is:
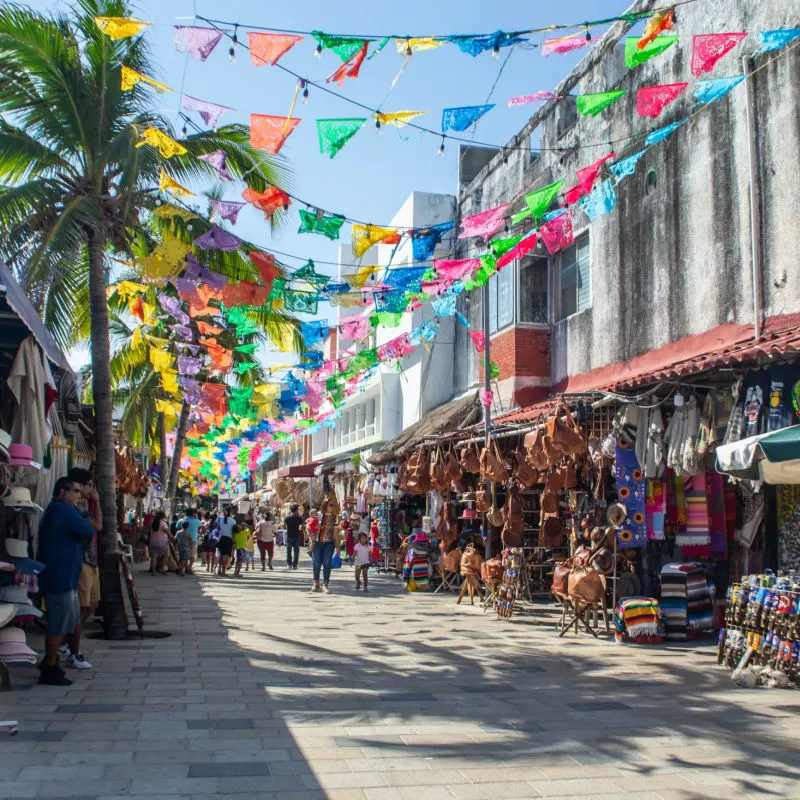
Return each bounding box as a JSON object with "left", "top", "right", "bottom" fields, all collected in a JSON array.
[
  {"left": 278, "top": 389, "right": 301, "bottom": 414},
  {"left": 300, "top": 320, "right": 329, "bottom": 348},
  {"left": 323, "top": 282, "right": 350, "bottom": 295},
  {"left": 432, "top": 293, "right": 457, "bottom": 317},
  {"left": 384, "top": 267, "right": 428, "bottom": 292},
  {"left": 577, "top": 179, "right": 616, "bottom": 221},
  {"left": 374, "top": 289, "right": 409, "bottom": 314},
  {"left": 644, "top": 117, "right": 688, "bottom": 147},
  {"left": 448, "top": 31, "right": 525, "bottom": 57},
  {"left": 409, "top": 319, "right": 438, "bottom": 345},
  {"left": 609, "top": 150, "right": 647, "bottom": 184},
  {"left": 410, "top": 221, "right": 454, "bottom": 261},
  {"left": 441, "top": 104, "right": 495, "bottom": 133},
  {"left": 754, "top": 28, "right": 800, "bottom": 54},
  {"left": 693, "top": 76, "right": 745, "bottom": 106},
  {"left": 301, "top": 351, "right": 325, "bottom": 369},
  {"left": 542, "top": 208, "right": 569, "bottom": 222},
  {"left": 285, "top": 371, "right": 307, "bottom": 397}
]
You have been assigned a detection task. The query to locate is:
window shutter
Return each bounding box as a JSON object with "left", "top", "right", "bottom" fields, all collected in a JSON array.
[{"left": 577, "top": 256, "right": 591, "bottom": 312}]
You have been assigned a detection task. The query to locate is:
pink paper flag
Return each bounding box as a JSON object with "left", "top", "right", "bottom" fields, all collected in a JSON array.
[
  {"left": 433, "top": 258, "right": 480, "bottom": 281},
  {"left": 540, "top": 212, "right": 574, "bottom": 255},
  {"left": 508, "top": 91, "right": 558, "bottom": 107},
  {"left": 575, "top": 152, "right": 616, "bottom": 196},
  {"left": 636, "top": 83, "right": 688, "bottom": 118},
  {"left": 174, "top": 26, "right": 226, "bottom": 61},
  {"left": 542, "top": 36, "right": 598, "bottom": 56},
  {"left": 564, "top": 185, "right": 585, "bottom": 206},
  {"left": 198, "top": 150, "right": 231, "bottom": 181},
  {"left": 691, "top": 33, "right": 747, "bottom": 76},
  {"left": 497, "top": 232, "right": 538, "bottom": 269},
  {"left": 209, "top": 199, "right": 245, "bottom": 224},
  {"left": 182, "top": 96, "right": 234, "bottom": 130},
  {"left": 458, "top": 203, "right": 511, "bottom": 242},
  {"left": 338, "top": 315, "right": 371, "bottom": 341},
  {"left": 469, "top": 330, "right": 485, "bottom": 352}
]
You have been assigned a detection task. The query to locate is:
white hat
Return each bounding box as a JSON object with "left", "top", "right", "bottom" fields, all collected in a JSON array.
[
  {"left": 0, "top": 429, "right": 9, "bottom": 462},
  {"left": 0, "top": 626, "right": 38, "bottom": 662},
  {"left": 0, "top": 602, "right": 16, "bottom": 628},
  {"left": 0, "top": 585, "right": 30, "bottom": 605},
  {"left": 4, "top": 538, "right": 28, "bottom": 559},
  {"left": 3, "top": 486, "right": 42, "bottom": 513}
]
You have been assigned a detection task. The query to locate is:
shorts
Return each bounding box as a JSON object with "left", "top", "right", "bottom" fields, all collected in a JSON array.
[
  {"left": 190, "top": 541, "right": 198, "bottom": 561},
  {"left": 236, "top": 548, "right": 250, "bottom": 564},
  {"left": 78, "top": 564, "right": 100, "bottom": 609},
  {"left": 45, "top": 590, "right": 80, "bottom": 637},
  {"left": 355, "top": 565, "right": 369, "bottom": 580},
  {"left": 217, "top": 537, "right": 233, "bottom": 557},
  {"left": 149, "top": 539, "right": 169, "bottom": 558}
]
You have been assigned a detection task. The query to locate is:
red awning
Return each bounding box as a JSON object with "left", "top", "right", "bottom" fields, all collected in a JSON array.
[{"left": 277, "top": 462, "right": 320, "bottom": 478}]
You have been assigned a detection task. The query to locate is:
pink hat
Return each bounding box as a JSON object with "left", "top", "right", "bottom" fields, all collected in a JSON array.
[
  {"left": 459, "top": 508, "right": 478, "bottom": 520},
  {"left": 8, "top": 443, "right": 34, "bottom": 467},
  {"left": 0, "top": 626, "right": 38, "bottom": 662}
]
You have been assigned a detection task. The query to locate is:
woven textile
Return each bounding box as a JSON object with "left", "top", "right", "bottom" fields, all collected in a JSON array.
[{"left": 614, "top": 597, "right": 662, "bottom": 641}]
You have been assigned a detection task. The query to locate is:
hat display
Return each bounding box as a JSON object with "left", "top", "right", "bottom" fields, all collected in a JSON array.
[
  {"left": 4, "top": 538, "right": 28, "bottom": 559},
  {"left": 0, "top": 626, "right": 38, "bottom": 663},
  {"left": 606, "top": 502, "right": 628, "bottom": 528},
  {"left": 0, "top": 585, "right": 31, "bottom": 605},
  {"left": 2, "top": 486, "right": 43, "bottom": 513},
  {"left": 8, "top": 443, "right": 34, "bottom": 467},
  {"left": 0, "top": 430, "right": 10, "bottom": 462},
  {"left": 458, "top": 508, "right": 478, "bottom": 520}
]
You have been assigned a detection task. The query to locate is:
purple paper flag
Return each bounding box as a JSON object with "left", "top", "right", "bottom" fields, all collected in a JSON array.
[
  {"left": 197, "top": 149, "right": 232, "bottom": 181},
  {"left": 170, "top": 324, "right": 194, "bottom": 342},
  {"left": 157, "top": 293, "right": 190, "bottom": 325},
  {"left": 174, "top": 26, "right": 227, "bottom": 62},
  {"left": 193, "top": 224, "right": 241, "bottom": 252},
  {"left": 180, "top": 377, "right": 202, "bottom": 403},
  {"left": 178, "top": 356, "right": 204, "bottom": 376},
  {"left": 177, "top": 344, "right": 201, "bottom": 356},
  {"left": 174, "top": 276, "right": 199, "bottom": 295},
  {"left": 209, "top": 198, "right": 246, "bottom": 224}
]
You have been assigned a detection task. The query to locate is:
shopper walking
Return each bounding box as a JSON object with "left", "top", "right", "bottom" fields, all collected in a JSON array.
[
  {"left": 216, "top": 508, "right": 236, "bottom": 576},
  {"left": 310, "top": 493, "right": 340, "bottom": 594},
  {"left": 353, "top": 532, "right": 371, "bottom": 593},
  {"left": 255, "top": 511, "right": 275, "bottom": 571},
  {"left": 284, "top": 504, "right": 304, "bottom": 570},
  {"left": 148, "top": 512, "right": 171, "bottom": 576}
]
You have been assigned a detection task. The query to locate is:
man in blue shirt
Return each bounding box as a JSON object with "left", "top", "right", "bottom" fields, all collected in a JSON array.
[
  {"left": 176, "top": 509, "right": 201, "bottom": 575},
  {"left": 36, "top": 477, "right": 96, "bottom": 686}
]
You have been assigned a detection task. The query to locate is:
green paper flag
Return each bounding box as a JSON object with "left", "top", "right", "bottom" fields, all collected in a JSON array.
[
  {"left": 268, "top": 277, "right": 286, "bottom": 301},
  {"left": 489, "top": 236, "right": 522, "bottom": 258},
  {"left": 624, "top": 35, "right": 678, "bottom": 69},
  {"left": 576, "top": 90, "right": 626, "bottom": 117},
  {"left": 235, "top": 343, "right": 258, "bottom": 355},
  {"left": 297, "top": 209, "right": 346, "bottom": 240},
  {"left": 480, "top": 358, "right": 500, "bottom": 380},
  {"left": 228, "top": 386, "right": 253, "bottom": 416},
  {"left": 372, "top": 311, "right": 404, "bottom": 328},
  {"left": 515, "top": 180, "right": 564, "bottom": 224},
  {"left": 283, "top": 290, "right": 318, "bottom": 315},
  {"left": 235, "top": 362, "right": 258, "bottom": 374},
  {"left": 292, "top": 259, "right": 330, "bottom": 289},
  {"left": 317, "top": 118, "right": 366, "bottom": 159},
  {"left": 312, "top": 32, "right": 368, "bottom": 62}
]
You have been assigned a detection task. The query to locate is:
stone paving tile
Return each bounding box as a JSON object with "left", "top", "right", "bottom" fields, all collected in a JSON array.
[{"left": 3, "top": 561, "right": 800, "bottom": 798}]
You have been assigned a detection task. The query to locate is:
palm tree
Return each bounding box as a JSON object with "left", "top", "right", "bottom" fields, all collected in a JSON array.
[{"left": 0, "top": 0, "right": 290, "bottom": 638}]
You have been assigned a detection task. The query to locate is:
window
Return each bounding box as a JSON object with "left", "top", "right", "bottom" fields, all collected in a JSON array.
[
  {"left": 488, "top": 264, "right": 514, "bottom": 335},
  {"left": 519, "top": 256, "right": 549, "bottom": 324},
  {"left": 559, "top": 234, "right": 590, "bottom": 319}
]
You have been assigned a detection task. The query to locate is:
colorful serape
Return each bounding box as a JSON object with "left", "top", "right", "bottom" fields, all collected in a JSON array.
[
  {"left": 679, "top": 474, "right": 712, "bottom": 559},
  {"left": 660, "top": 562, "right": 713, "bottom": 640},
  {"left": 403, "top": 555, "right": 429, "bottom": 589},
  {"left": 614, "top": 597, "right": 663, "bottom": 642}
]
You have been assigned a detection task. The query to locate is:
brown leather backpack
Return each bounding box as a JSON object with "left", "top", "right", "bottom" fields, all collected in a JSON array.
[
  {"left": 514, "top": 448, "right": 539, "bottom": 488},
  {"left": 524, "top": 415, "right": 552, "bottom": 472},
  {"left": 548, "top": 403, "right": 588, "bottom": 457},
  {"left": 480, "top": 439, "right": 509, "bottom": 484},
  {"left": 568, "top": 566, "right": 605, "bottom": 606},
  {"left": 460, "top": 443, "right": 480, "bottom": 474},
  {"left": 556, "top": 459, "right": 578, "bottom": 490},
  {"left": 444, "top": 449, "right": 462, "bottom": 483},
  {"left": 540, "top": 515, "right": 567, "bottom": 548},
  {"left": 460, "top": 544, "right": 483, "bottom": 576},
  {"left": 481, "top": 557, "right": 504, "bottom": 583},
  {"left": 501, "top": 486, "right": 525, "bottom": 547},
  {"left": 405, "top": 449, "right": 430, "bottom": 496},
  {"left": 430, "top": 449, "right": 449, "bottom": 492},
  {"left": 475, "top": 487, "right": 490, "bottom": 513}
]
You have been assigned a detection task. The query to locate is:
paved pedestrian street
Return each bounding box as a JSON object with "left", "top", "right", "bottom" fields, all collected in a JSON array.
[{"left": 3, "top": 560, "right": 800, "bottom": 800}]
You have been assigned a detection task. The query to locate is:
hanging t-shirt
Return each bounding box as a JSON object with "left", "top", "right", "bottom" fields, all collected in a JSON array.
[
  {"left": 740, "top": 370, "right": 770, "bottom": 438},
  {"left": 767, "top": 364, "right": 800, "bottom": 432}
]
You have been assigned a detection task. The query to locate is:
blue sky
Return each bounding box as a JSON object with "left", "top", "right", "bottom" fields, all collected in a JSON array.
[{"left": 33, "top": 0, "right": 635, "bottom": 364}]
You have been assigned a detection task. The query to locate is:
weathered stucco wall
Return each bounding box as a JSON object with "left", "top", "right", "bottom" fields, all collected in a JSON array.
[{"left": 454, "top": 0, "right": 800, "bottom": 391}]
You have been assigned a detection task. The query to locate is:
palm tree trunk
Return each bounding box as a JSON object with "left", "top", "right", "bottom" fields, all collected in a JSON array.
[
  {"left": 165, "top": 401, "right": 190, "bottom": 502},
  {"left": 158, "top": 412, "right": 168, "bottom": 490},
  {"left": 87, "top": 230, "right": 127, "bottom": 640}
]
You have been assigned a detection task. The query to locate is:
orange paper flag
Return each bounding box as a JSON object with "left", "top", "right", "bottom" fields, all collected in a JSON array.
[
  {"left": 326, "top": 42, "right": 369, "bottom": 87},
  {"left": 249, "top": 251, "right": 281, "bottom": 286},
  {"left": 250, "top": 114, "right": 301, "bottom": 155},
  {"left": 196, "top": 321, "right": 223, "bottom": 336},
  {"left": 242, "top": 186, "right": 291, "bottom": 220},
  {"left": 248, "top": 32, "right": 303, "bottom": 66}
]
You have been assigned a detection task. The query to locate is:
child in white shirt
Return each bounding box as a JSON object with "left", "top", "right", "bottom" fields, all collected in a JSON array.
[{"left": 353, "top": 532, "right": 371, "bottom": 593}]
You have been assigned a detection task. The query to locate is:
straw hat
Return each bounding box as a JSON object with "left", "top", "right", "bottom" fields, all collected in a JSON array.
[
  {"left": 0, "top": 602, "right": 16, "bottom": 629},
  {"left": 606, "top": 502, "right": 628, "bottom": 528},
  {"left": 3, "top": 487, "right": 42, "bottom": 513}
]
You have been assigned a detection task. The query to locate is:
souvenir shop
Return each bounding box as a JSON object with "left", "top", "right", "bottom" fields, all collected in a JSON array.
[{"left": 0, "top": 263, "right": 85, "bottom": 694}]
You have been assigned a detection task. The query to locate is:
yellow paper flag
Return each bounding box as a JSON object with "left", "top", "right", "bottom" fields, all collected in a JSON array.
[
  {"left": 376, "top": 110, "right": 428, "bottom": 128},
  {"left": 152, "top": 203, "right": 197, "bottom": 222},
  {"left": 270, "top": 321, "right": 297, "bottom": 353},
  {"left": 95, "top": 16, "right": 151, "bottom": 39},
  {"left": 329, "top": 293, "right": 372, "bottom": 310},
  {"left": 113, "top": 280, "right": 147, "bottom": 299},
  {"left": 158, "top": 169, "right": 193, "bottom": 198},
  {"left": 120, "top": 65, "right": 171, "bottom": 93},
  {"left": 396, "top": 37, "right": 443, "bottom": 55},
  {"left": 131, "top": 326, "right": 143, "bottom": 349},
  {"left": 342, "top": 265, "right": 380, "bottom": 289},
  {"left": 141, "top": 302, "right": 157, "bottom": 325},
  {"left": 137, "top": 235, "right": 192, "bottom": 280},
  {"left": 149, "top": 347, "right": 174, "bottom": 374},
  {"left": 351, "top": 224, "right": 400, "bottom": 259},
  {"left": 160, "top": 369, "right": 180, "bottom": 396},
  {"left": 155, "top": 399, "right": 180, "bottom": 419},
  {"left": 136, "top": 127, "right": 187, "bottom": 158}
]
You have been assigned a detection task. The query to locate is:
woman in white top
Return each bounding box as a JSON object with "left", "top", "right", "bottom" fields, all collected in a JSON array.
[{"left": 255, "top": 511, "right": 275, "bottom": 571}]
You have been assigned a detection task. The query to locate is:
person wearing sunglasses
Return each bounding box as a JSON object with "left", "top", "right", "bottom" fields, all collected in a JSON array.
[{"left": 35, "top": 477, "right": 96, "bottom": 686}]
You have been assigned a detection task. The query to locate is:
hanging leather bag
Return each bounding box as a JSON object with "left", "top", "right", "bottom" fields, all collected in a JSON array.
[
  {"left": 539, "top": 515, "right": 567, "bottom": 549},
  {"left": 568, "top": 566, "right": 606, "bottom": 606},
  {"left": 514, "top": 449, "right": 539, "bottom": 488},
  {"left": 501, "top": 486, "right": 525, "bottom": 548},
  {"left": 551, "top": 558, "right": 572, "bottom": 599},
  {"left": 460, "top": 544, "right": 483, "bottom": 577},
  {"left": 524, "top": 415, "right": 551, "bottom": 472},
  {"left": 549, "top": 403, "right": 588, "bottom": 457},
  {"left": 460, "top": 443, "right": 480, "bottom": 474},
  {"left": 475, "top": 487, "right": 491, "bottom": 514},
  {"left": 557, "top": 459, "right": 578, "bottom": 490},
  {"left": 480, "top": 439, "right": 509, "bottom": 484},
  {"left": 405, "top": 449, "right": 430, "bottom": 496},
  {"left": 481, "top": 557, "right": 504, "bottom": 583},
  {"left": 440, "top": 548, "right": 462, "bottom": 573},
  {"left": 444, "top": 449, "right": 462, "bottom": 483},
  {"left": 430, "top": 448, "right": 449, "bottom": 492}
]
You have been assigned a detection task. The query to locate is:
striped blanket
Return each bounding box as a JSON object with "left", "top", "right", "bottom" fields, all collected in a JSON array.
[
  {"left": 615, "top": 597, "right": 663, "bottom": 642},
  {"left": 660, "top": 562, "right": 713, "bottom": 640},
  {"left": 403, "top": 555, "right": 429, "bottom": 589}
]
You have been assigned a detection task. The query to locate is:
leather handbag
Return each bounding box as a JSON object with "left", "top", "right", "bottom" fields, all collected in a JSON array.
[
  {"left": 460, "top": 544, "right": 483, "bottom": 577},
  {"left": 551, "top": 559, "right": 571, "bottom": 599},
  {"left": 430, "top": 449, "right": 449, "bottom": 492},
  {"left": 405, "top": 449, "right": 430, "bottom": 496},
  {"left": 475, "top": 487, "right": 490, "bottom": 514},
  {"left": 480, "top": 439, "right": 509, "bottom": 484},
  {"left": 444, "top": 450, "right": 462, "bottom": 483},
  {"left": 557, "top": 460, "right": 578, "bottom": 490},
  {"left": 540, "top": 489, "right": 559, "bottom": 514},
  {"left": 460, "top": 443, "right": 480, "bottom": 474},
  {"left": 568, "top": 566, "right": 605, "bottom": 606},
  {"left": 514, "top": 449, "right": 539, "bottom": 488},
  {"left": 539, "top": 515, "right": 567, "bottom": 548},
  {"left": 481, "top": 557, "right": 504, "bottom": 583},
  {"left": 440, "top": 548, "right": 462, "bottom": 573},
  {"left": 549, "top": 403, "right": 588, "bottom": 457},
  {"left": 524, "top": 415, "right": 551, "bottom": 472},
  {"left": 501, "top": 486, "right": 525, "bottom": 548}
]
